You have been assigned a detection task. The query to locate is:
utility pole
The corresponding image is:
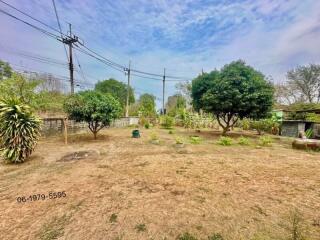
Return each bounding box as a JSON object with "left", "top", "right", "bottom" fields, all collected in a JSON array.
[
  {"left": 125, "top": 60, "right": 131, "bottom": 118},
  {"left": 62, "top": 23, "right": 79, "bottom": 94},
  {"left": 162, "top": 68, "right": 166, "bottom": 115}
]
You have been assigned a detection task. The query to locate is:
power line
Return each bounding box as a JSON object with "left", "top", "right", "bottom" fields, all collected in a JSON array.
[
  {"left": 0, "top": 0, "right": 66, "bottom": 37},
  {"left": 51, "top": 0, "right": 69, "bottom": 61},
  {"left": 0, "top": 8, "right": 62, "bottom": 41},
  {"left": 0, "top": 4, "right": 192, "bottom": 89}
]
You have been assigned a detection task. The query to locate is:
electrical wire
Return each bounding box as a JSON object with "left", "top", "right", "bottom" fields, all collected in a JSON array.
[
  {"left": 51, "top": 0, "right": 69, "bottom": 61},
  {"left": 0, "top": 8, "right": 62, "bottom": 41}
]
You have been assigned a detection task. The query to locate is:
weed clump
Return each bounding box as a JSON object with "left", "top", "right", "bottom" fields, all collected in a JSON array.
[
  {"left": 189, "top": 136, "right": 201, "bottom": 144},
  {"left": 135, "top": 223, "right": 146, "bottom": 232},
  {"left": 259, "top": 136, "right": 273, "bottom": 146},
  {"left": 238, "top": 136, "right": 250, "bottom": 145},
  {"left": 217, "top": 136, "right": 233, "bottom": 146}
]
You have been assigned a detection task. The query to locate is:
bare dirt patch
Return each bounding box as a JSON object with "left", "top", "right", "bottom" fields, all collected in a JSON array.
[{"left": 58, "top": 150, "right": 100, "bottom": 162}]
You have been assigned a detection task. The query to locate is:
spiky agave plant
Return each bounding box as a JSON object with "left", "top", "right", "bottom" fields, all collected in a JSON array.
[{"left": 0, "top": 98, "right": 41, "bottom": 163}]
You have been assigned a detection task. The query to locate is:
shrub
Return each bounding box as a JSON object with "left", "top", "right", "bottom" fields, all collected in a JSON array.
[
  {"left": 259, "top": 136, "right": 273, "bottom": 146},
  {"left": 238, "top": 136, "right": 250, "bottom": 145},
  {"left": 175, "top": 137, "right": 184, "bottom": 144},
  {"left": 250, "top": 119, "right": 279, "bottom": 135},
  {"left": 144, "top": 122, "right": 150, "bottom": 129},
  {"left": 241, "top": 118, "right": 250, "bottom": 130},
  {"left": 160, "top": 115, "right": 175, "bottom": 129},
  {"left": 189, "top": 136, "right": 201, "bottom": 144},
  {"left": 139, "top": 116, "right": 148, "bottom": 126},
  {"left": 168, "top": 130, "right": 174, "bottom": 134},
  {"left": 0, "top": 98, "right": 41, "bottom": 163},
  {"left": 217, "top": 136, "right": 233, "bottom": 146},
  {"left": 305, "top": 128, "right": 313, "bottom": 139}
]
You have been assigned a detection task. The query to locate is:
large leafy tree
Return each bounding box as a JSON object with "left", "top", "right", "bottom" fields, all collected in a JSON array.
[
  {"left": 137, "top": 93, "right": 156, "bottom": 117},
  {"left": 0, "top": 60, "right": 13, "bottom": 80},
  {"left": 0, "top": 73, "right": 40, "bottom": 105},
  {"left": 64, "top": 90, "right": 122, "bottom": 139},
  {"left": 166, "top": 94, "right": 186, "bottom": 116},
  {"left": 192, "top": 60, "right": 274, "bottom": 135},
  {"left": 95, "top": 78, "right": 135, "bottom": 110}
]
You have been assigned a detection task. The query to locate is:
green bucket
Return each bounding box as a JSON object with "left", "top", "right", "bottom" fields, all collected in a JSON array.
[{"left": 132, "top": 129, "right": 140, "bottom": 138}]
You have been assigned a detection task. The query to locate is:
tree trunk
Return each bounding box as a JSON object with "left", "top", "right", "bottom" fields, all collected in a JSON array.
[{"left": 93, "top": 131, "right": 97, "bottom": 140}]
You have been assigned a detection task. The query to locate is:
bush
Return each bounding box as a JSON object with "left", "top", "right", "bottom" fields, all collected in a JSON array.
[
  {"left": 189, "top": 136, "right": 202, "bottom": 144},
  {"left": 168, "top": 130, "right": 174, "bottom": 134},
  {"left": 238, "top": 136, "right": 250, "bottom": 145},
  {"left": 160, "top": 115, "right": 175, "bottom": 129},
  {"left": 0, "top": 98, "right": 41, "bottom": 163},
  {"left": 250, "top": 119, "right": 279, "bottom": 135},
  {"left": 217, "top": 136, "right": 233, "bottom": 146},
  {"left": 305, "top": 129, "right": 313, "bottom": 139},
  {"left": 175, "top": 137, "right": 184, "bottom": 144},
  {"left": 144, "top": 122, "right": 150, "bottom": 129},
  {"left": 259, "top": 136, "right": 273, "bottom": 146},
  {"left": 241, "top": 118, "right": 250, "bottom": 130}
]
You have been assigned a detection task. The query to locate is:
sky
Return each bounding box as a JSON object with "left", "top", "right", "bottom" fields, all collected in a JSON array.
[{"left": 0, "top": 0, "right": 320, "bottom": 107}]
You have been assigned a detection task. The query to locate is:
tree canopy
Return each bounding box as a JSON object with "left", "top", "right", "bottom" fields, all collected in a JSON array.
[
  {"left": 165, "top": 94, "right": 186, "bottom": 116},
  {"left": 136, "top": 93, "right": 156, "bottom": 117},
  {"left": 192, "top": 60, "right": 274, "bottom": 134},
  {"left": 95, "top": 78, "right": 135, "bottom": 110},
  {"left": 64, "top": 90, "right": 122, "bottom": 139},
  {"left": 0, "top": 60, "right": 13, "bottom": 80}
]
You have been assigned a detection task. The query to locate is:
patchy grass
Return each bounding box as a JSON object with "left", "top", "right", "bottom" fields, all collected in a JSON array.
[
  {"left": 135, "top": 223, "right": 147, "bottom": 232},
  {"left": 37, "top": 214, "right": 71, "bottom": 240},
  {"left": 0, "top": 127, "right": 319, "bottom": 240}
]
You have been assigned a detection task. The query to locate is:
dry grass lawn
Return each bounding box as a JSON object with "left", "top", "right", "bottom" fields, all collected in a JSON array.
[{"left": 0, "top": 127, "right": 319, "bottom": 240}]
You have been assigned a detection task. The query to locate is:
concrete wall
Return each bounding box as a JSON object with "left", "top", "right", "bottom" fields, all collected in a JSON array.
[
  {"left": 281, "top": 122, "right": 305, "bottom": 138},
  {"left": 41, "top": 117, "right": 139, "bottom": 136}
]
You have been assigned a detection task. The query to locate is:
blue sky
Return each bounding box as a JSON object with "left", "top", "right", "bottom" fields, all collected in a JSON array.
[{"left": 0, "top": 0, "right": 320, "bottom": 107}]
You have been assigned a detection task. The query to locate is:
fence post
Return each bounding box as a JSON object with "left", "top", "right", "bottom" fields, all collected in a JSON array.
[{"left": 63, "top": 117, "right": 68, "bottom": 145}]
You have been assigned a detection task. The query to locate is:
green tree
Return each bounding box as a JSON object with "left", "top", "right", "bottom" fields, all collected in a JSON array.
[
  {"left": 95, "top": 78, "right": 135, "bottom": 110},
  {"left": 192, "top": 60, "right": 274, "bottom": 135},
  {"left": 0, "top": 60, "right": 13, "bottom": 80},
  {"left": 64, "top": 90, "right": 122, "bottom": 139},
  {"left": 0, "top": 73, "right": 41, "bottom": 105},
  {"left": 166, "top": 94, "right": 186, "bottom": 116},
  {"left": 137, "top": 93, "right": 156, "bottom": 117},
  {"left": 0, "top": 98, "right": 41, "bottom": 163}
]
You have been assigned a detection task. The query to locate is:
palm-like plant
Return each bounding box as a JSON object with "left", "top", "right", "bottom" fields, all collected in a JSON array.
[{"left": 0, "top": 98, "right": 41, "bottom": 163}]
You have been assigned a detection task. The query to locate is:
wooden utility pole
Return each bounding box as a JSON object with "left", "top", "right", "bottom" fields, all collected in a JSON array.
[
  {"left": 125, "top": 61, "right": 131, "bottom": 118},
  {"left": 162, "top": 68, "right": 166, "bottom": 115},
  {"left": 62, "top": 23, "right": 79, "bottom": 94}
]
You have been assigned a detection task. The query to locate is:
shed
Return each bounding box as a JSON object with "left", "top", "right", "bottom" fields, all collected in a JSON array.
[{"left": 281, "top": 120, "right": 320, "bottom": 138}]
